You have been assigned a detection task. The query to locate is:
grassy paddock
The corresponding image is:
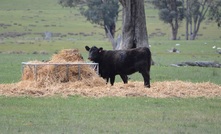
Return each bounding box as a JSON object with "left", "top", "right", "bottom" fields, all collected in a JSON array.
[
  {"left": 0, "top": 96, "right": 221, "bottom": 134},
  {"left": 0, "top": 0, "right": 221, "bottom": 133},
  {"left": 1, "top": 40, "right": 220, "bottom": 84},
  {"left": 129, "top": 66, "right": 221, "bottom": 84},
  {"left": 0, "top": 0, "right": 220, "bottom": 85}
]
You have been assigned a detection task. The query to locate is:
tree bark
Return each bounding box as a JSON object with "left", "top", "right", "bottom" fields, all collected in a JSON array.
[
  {"left": 104, "top": 22, "right": 116, "bottom": 38},
  {"left": 189, "top": 0, "right": 210, "bottom": 40},
  {"left": 118, "top": 0, "right": 149, "bottom": 50},
  {"left": 170, "top": 21, "right": 179, "bottom": 40},
  {"left": 170, "top": 0, "right": 179, "bottom": 40},
  {"left": 185, "top": 0, "right": 189, "bottom": 40}
]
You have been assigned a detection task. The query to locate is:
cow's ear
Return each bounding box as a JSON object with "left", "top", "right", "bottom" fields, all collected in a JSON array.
[
  {"left": 99, "top": 47, "right": 103, "bottom": 53},
  {"left": 85, "top": 46, "right": 90, "bottom": 51}
]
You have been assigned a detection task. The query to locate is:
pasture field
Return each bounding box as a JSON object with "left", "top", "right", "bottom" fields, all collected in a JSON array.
[
  {"left": 0, "top": 0, "right": 220, "bottom": 84},
  {"left": 1, "top": 40, "right": 221, "bottom": 84},
  {"left": 0, "top": 0, "right": 221, "bottom": 133},
  {"left": 1, "top": 96, "right": 221, "bottom": 134}
]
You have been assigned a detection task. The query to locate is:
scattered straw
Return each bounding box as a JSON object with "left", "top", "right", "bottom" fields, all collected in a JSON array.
[
  {"left": 0, "top": 81, "right": 220, "bottom": 98},
  {"left": 0, "top": 49, "right": 221, "bottom": 98}
]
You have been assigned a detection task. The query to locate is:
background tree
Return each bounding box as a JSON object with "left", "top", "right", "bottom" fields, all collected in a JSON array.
[
  {"left": 183, "top": 0, "right": 189, "bottom": 40},
  {"left": 117, "top": 0, "right": 149, "bottom": 49},
  {"left": 151, "top": 0, "right": 184, "bottom": 40},
  {"left": 58, "top": 0, "right": 119, "bottom": 38},
  {"left": 186, "top": 0, "right": 210, "bottom": 40},
  {"left": 208, "top": 0, "right": 221, "bottom": 27},
  {"left": 184, "top": 0, "right": 220, "bottom": 40}
]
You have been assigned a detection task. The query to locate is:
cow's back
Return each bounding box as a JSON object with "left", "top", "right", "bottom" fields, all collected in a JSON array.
[
  {"left": 100, "top": 47, "right": 151, "bottom": 75},
  {"left": 126, "top": 47, "right": 151, "bottom": 62}
]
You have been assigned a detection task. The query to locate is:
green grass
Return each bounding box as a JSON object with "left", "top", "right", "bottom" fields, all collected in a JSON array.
[
  {"left": 1, "top": 39, "right": 220, "bottom": 84},
  {"left": 0, "top": 96, "right": 221, "bottom": 134},
  {"left": 0, "top": 53, "right": 50, "bottom": 83},
  {"left": 0, "top": 1, "right": 221, "bottom": 133}
]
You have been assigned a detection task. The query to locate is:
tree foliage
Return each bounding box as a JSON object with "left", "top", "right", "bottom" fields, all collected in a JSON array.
[
  {"left": 151, "top": 0, "right": 184, "bottom": 40},
  {"left": 208, "top": 0, "right": 221, "bottom": 27},
  {"left": 152, "top": 0, "right": 220, "bottom": 40},
  {"left": 81, "top": 0, "right": 119, "bottom": 37},
  {"left": 153, "top": 0, "right": 184, "bottom": 22},
  {"left": 184, "top": 0, "right": 220, "bottom": 40},
  {"left": 58, "top": 0, "right": 119, "bottom": 37},
  {"left": 58, "top": 0, "right": 82, "bottom": 7}
]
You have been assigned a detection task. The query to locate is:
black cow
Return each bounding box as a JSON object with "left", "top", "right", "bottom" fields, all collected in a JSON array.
[{"left": 85, "top": 46, "right": 151, "bottom": 88}]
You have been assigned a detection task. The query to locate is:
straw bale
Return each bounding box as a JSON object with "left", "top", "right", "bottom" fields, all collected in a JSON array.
[
  {"left": 50, "top": 49, "right": 83, "bottom": 62},
  {"left": 21, "top": 49, "right": 103, "bottom": 87}
]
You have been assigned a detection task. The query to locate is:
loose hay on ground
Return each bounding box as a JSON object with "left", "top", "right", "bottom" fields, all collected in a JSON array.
[
  {"left": 0, "top": 81, "right": 221, "bottom": 98},
  {"left": 0, "top": 49, "right": 221, "bottom": 98}
]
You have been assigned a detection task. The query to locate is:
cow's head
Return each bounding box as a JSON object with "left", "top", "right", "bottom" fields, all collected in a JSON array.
[{"left": 85, "top": 46, "right": 103, "bottom": 62}]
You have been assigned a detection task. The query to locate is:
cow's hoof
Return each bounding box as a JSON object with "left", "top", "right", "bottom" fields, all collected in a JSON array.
[{"left": 145, "top": 85, "right": 150, "bottom": 88}]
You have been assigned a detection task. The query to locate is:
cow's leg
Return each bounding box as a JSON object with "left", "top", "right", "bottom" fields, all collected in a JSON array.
[
  {"left": 120, "top": 74, "right": 128, "bottom": 84},
  {"left": 140, "top": 70, "right": 150, "bottom": 88},
  {"left": 136, "top": 61, "right": 151, "bottom": 88},
  {"left": 106, "top": 77, "right": 109, "bottom": 84},
  {"left": 110, "top": 75, "right": 115, "bottom": 86}
]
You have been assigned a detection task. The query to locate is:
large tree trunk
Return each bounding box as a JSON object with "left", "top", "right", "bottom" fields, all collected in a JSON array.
[{"left": 118, "top": 0, "right": 149, "bottom": 50}]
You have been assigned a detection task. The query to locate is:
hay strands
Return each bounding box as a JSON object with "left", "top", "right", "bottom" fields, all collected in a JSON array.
[{"left": 21, "top": 62, "right": 99, "bottom": 81}]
